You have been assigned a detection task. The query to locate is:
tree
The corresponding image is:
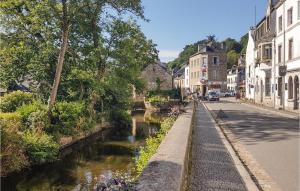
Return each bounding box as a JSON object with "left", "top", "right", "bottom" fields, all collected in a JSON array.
[{"left": 227, "top": 50, "right": 239, "bottom": 69}]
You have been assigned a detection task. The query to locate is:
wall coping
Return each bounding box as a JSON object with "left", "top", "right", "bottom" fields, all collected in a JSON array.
[{"left": 136, "top": 102, "right": 195, "bottom": 191}]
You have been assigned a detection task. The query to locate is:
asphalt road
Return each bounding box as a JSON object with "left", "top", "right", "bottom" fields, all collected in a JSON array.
[
  {"left": 204, "top": 98, "right": 300, "bottom": 191},
  {"left": 188, "top": 102, "right": 247, "bottom": 191}
]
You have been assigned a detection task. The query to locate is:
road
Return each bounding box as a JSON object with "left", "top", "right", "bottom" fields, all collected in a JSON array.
[{"left": 204, "top": 97, "right": 300, "bottom": 191}]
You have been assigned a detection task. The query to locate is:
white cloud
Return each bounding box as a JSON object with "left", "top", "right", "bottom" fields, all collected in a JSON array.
[{"left": 159, "top": 50, "right": 180, "bottom": 62}]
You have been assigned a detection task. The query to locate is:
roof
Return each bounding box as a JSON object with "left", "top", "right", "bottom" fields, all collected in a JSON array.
[{"left": 190, "top": 44, "right": 225, "bottom": 58}]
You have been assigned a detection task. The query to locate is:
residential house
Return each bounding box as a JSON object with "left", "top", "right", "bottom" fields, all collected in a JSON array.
[
  {"left": 245, "top": 0, "right": 300, "bottom": 112},
  {"left": 189, "top": 43, "right": 227, "bottom": 96},
  {"left": 140, "top": 62, "right": 172, "bottom": 91}
]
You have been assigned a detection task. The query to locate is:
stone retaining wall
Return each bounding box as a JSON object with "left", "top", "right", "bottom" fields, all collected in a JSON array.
[{"left": 136, "top": 102, "right": 195, "bottom": 191}]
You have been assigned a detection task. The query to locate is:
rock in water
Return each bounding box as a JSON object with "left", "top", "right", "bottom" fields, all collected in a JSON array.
[{"left": 217, "top": 109, "right": 228, "bottom": 119}]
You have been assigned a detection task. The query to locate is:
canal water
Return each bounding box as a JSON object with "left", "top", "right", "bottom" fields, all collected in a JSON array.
[{"left": 2, "top": 111, "right": 166, "bottom": 191}]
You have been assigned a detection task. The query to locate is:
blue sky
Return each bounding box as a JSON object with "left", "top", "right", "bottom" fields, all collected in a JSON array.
[{"left": 137, "top": 0, "right": 268, "bottom": 62}]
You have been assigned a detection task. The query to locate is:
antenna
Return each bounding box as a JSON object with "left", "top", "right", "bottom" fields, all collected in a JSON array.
[{"left": 254, "top": 5, "right": 257, "bottom": 26}]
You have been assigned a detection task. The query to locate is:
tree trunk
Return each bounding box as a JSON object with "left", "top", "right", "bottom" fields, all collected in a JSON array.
[{"left": 48, "top": 0, "right": 69, "bottom": 116}]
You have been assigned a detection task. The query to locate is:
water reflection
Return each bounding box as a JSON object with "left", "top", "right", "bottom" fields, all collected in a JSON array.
[{"left": 2, "top": 110, "right": 166, "bottom": 191}]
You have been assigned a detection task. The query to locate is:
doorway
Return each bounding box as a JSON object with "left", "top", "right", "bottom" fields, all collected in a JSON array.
[{"left": 260, "top": 80, "right": 263, "bottom": 103}]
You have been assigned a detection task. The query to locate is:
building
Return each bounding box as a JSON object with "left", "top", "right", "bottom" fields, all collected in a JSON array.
[
  {"left": 245, "top": 0, "right": 299, "bottom": 112},
  {"left": 227, "top": 68, "right": 238, "bottom": 91},
  {"left": 274, "top": 0, "right": 300, "bottom": 111},
  {"left": 188, "top": 43, "right": 227, "bottom": 95},
  {"left": 140, "top": 62, "right": 172, "bottom": 91},
  {"left": 174, "top": 67, "right": 185, "bottom": 89}
]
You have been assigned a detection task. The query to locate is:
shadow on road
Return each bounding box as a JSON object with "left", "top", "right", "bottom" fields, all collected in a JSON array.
[{"left": 211, "top": 109, "right": 299, "bottom": 144}]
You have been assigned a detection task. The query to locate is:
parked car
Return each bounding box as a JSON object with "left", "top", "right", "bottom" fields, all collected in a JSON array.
[
  {"left": 220, "top": 91, "right": 231, "bottom": 97},
  {"left": 208, "top": 91, "right": 219, "bottom": 101}
]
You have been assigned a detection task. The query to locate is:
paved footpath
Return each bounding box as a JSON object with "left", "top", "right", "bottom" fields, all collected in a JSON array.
[
  {"left": 204, "top": 98, "right": 300, "bottom": 191},
  {"left": 188, "top": 102, "right": 248, "bottom": 191}
]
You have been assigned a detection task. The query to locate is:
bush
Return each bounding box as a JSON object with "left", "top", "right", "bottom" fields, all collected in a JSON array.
[
  {"left": 16, "top": 101, "right": 48, "bottom": 129},
  {"left": 22, "top": 130, "right": 59, "bottom": 164},
  {"left": 0, "top": 112, "right": 29, "bottom": 176},
  {"left": 135, "top": 116, "right": 176, "bottom": 174},
  {"left": 146, "top": 95, "right": 168, "bottom": 104},
  {"left": 51, "top": 101, "right": 85, "bottom": 135},
  {"left": 0, "top": 91, "right": 34, "bottom": 112}
]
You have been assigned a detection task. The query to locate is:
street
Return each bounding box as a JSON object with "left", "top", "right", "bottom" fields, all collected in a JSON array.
[{"left": 204, "top": 97, "right": 300, "bottom": 191}]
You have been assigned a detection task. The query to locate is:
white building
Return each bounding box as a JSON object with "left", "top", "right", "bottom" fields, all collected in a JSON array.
[
  {"left": 227, "top": 69, "right": 238, "bottom": 91},
  {"left": 274, "top": 0, "right": 300, "bottom": 111},
  {"left": 245, "top": 0, "right": 299, "bottom": 112},
  {"left": 184, "top": 64, "right": 190, "bottom": 89},
  {"left": 245, "top": 29, "right": 256, "bottom": 100}
]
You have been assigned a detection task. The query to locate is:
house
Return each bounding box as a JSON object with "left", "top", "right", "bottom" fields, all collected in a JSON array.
[
  {"left": 227, "top": 68, "right": 238, "bottom": 91},
  {"left": 140, "top": 62, "right": 172, "bottom": 91},
  {"left": 245, "top": 0, "right": 300, "bottom": 112},
  {"left": 188, "top": 43, "right": 227, "bottom": 95},
  {"left": 274, "top": 0, "right": 300, "bottom": 111}
]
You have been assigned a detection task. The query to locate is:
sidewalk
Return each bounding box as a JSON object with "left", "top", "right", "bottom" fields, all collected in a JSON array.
[
  {"left": 240, "top": 99, "right": 299, "bottom": 119},
  {"left": 188, "top": 102, "right": 255, "bottom": 191}
]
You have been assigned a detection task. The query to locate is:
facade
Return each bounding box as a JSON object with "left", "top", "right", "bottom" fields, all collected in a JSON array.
[
  {"left": 227, "top": 69, "right": 238, "bottom": 91},
  {"left": 274, "top": 0, "right": 300, "bottom": 111},
  {"left": 174, "top": 67, "right": 185, "bottom": 89},
  {"left": 141, "top": 62, "right": 172, "bottom": 91},
  {"left": 184, "top": 64, "right": 190, "bottom": 89},
  {"left": 245, "top": 0, "right": 300, "bottom": 112},
  {"left": 189, "top": 44, "right": 227, "bottom": 95}
]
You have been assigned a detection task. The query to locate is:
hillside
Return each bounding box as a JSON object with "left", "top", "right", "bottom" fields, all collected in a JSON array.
[{"left": 168, "top": 34, "right": 248, "bottom": 71}]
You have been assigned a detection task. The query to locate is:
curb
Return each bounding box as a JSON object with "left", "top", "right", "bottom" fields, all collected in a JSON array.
[{"left": 202, "top": 102, "right": 260, "bottom": 191}]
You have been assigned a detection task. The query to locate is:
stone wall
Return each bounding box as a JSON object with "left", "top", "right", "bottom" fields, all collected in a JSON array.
[{"left": 136, "top": 102, "right": 195, "bottom": 191}]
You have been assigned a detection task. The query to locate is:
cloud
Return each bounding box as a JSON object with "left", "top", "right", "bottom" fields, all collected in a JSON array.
[{"left": 159, "top": 50, "right": 180, "bottom": 62}]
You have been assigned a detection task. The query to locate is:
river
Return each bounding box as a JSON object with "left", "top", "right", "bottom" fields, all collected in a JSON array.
[{"left": 2, "top": 110, "right": 166, "bottom": 191}]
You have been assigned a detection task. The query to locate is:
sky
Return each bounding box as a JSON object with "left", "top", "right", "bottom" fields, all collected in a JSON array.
[{"left": 137, "top": 0, "right": 268, "bottom": 62}]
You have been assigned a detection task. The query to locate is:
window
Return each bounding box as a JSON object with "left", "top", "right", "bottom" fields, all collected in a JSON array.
[
  {"left": 265, "top": 77, "right": 271, "bottom": 96},
  {"left": 248, "top": 66, "right": 251, "bottom": 78},
  {"left": 197, "top": 71, "right": 199, "bottom": 78},
  {"left": 278, "top": 45, "right": 282, "bottom": 63},
  {"left": 287, "top": 7, "right": 293, "bottom": 26},
  {"left": 278, "top": 16, "right": 283, "bottom": 32},
  {"left": 212, "top": 70, "right": 217, "bottom": 80},
  {"left": 264, "top": 45, "right": 272, "bottom": 59},
  {"left": 298, "top": 1, "right": 300, "bottom": 20},
  {"left": 213, "top": 57, "right": 218, "bottom": 65},
  {"left": 288, "top": 39, "right": 294, "bottom": 60}
]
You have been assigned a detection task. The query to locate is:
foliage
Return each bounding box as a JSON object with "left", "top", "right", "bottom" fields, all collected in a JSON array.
[
  {"left": 0, "top": 91, "right": 34, "bottom": 112},
  {"left": 227, "top": 50, "right": 240, "bottom": 69},
  {"left": 16, "top": 101, "right": 47, "bottom": 129},
  {"left": 22, "top": 130, "right": 59, "bottom": 164},
  {"left": 146, "top": 95, "right": 168, "bottom": 104},
  {"left": 0, "top": 112, "right": 29, "bottom": 176},
  {"left": 135, "top": 116, "right": 176, "bottom": 174},
  {"left": 51, "top": 102, "right": 85, "bottom": 135}
]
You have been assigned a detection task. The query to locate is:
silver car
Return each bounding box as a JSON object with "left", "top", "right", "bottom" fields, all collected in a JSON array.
[{"left": 208, "top": 91, "right": 220, "bottom": 101}]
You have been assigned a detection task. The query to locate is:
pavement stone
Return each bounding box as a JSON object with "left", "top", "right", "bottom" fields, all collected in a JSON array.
[{"left": 188, "top": 102, "right": 248, "bottom": 191}]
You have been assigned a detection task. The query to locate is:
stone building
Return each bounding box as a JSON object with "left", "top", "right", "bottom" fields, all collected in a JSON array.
[
  {"left": 189, "top": 43, "right": 227, "bottom": 95},
  {"left": 141, "top": 62, "right": 172, "bottom": 91}
]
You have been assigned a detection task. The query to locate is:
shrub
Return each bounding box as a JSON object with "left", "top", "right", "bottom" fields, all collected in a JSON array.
[
  {"left": 51, "top": 101, "right": 85, "bottom": 135},
  {"left": 146, "top": 95, "right": 168, "bottom": 104},
  {"left": 135, "top": 116, "right": 176, "bottom": 174},
  {"left": 0, "top": 112, "right": 29, "bottom": 176},
  {"left": 16, "top": 101, "right": 48, "bottom": 129},
  {"left": 0, "top": 91, "right": 34, "bottom": 112},
  {"left": 22, "top": 130, "right": 59, "bottom": 164}
]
